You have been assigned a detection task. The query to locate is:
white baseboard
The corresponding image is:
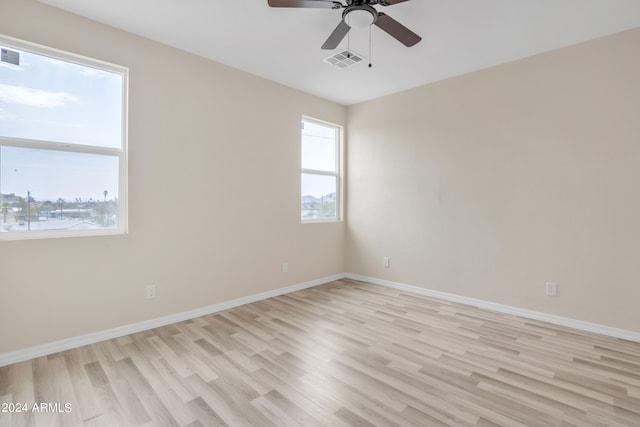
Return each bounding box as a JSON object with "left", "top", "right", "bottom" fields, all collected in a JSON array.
[
  {"left": 3, "top": 272, "right": 638, "bottom": 367},
  {"left": 344, "top": 273, "right": 640, "bottom": 343},
  {"left": 0, "top": 273, "right": 345, "bottom": 368}
]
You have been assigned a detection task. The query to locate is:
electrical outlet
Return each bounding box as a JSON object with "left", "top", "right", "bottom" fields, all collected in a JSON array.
[
  {"left": 383, "top": 257, "right": 390, "bottom": 268},
  {"left": 545, "top": 282, "right": 557, "bottom": 297},
  {"left": 146, "top": 284, "right": 157, "bottom": 299},
  {"left": 282, "top": 262, "right": 288, "bottom": 273}
]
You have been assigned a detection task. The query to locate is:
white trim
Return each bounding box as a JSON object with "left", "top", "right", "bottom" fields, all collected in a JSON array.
[
  {"left": 301, "top": 117, "right": 342, "bottom": 223},
  {"left": 3, "top": 272, "right": 639, "bottom": 367},
  {"left": 0, "top": 136, "right": 123, "bottom": 155},
  {"left": 0, "top": 33, "right": 127, "bottom": 75},
  {"left": 344, "top": 273, "right": 640, "bottom": 343},
  {"left": 0, "top": 33, "right": 128, "bottom": 241},
  {"left": 0, "top": 273, "right": 344, "bottom": 367}
]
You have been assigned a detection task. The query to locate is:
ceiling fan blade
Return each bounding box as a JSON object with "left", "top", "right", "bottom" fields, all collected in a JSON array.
[
  {"left": 378, "top": 0, "right": 411, "bottom": 5},
  {"left": 267, "top": 0, "right": 341, "bottom": 8},
  {"left": 374, "top": 13, "right": 421, "bottom": 47},
  {"left": 321, "top": 20, "right": 351, "bottom": 50}
]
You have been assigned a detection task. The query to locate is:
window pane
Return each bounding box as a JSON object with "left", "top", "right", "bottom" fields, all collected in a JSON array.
[
  {"left": 1, "top": 146, "right": 119, "bottom": 233},
  {"left": 0, "top": 45, "right": 123, "bottom": 148},
  {"left": 302, "top": 120, "right": 336, "bottom": 172},
  {"left": 301, "top": 173, "right": 337, "bottom": 220}
]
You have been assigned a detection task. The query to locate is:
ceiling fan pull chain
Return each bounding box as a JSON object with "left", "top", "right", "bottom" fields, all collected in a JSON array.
[
  {"left": 347, "top": 16, "right": 351, "bottom": 57},
  {"left": 368, "top": 24, "right": 372, "bottom": 68},
  {"left": 347, "top": 14, "right": 351, "bottom": 58}
]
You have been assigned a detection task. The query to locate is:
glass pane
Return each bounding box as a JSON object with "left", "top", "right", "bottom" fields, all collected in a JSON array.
[
  {"left": 302, "top": 120, "right": 336, "bottom": 172},
  {"left": 301, "top": 173, "right": 337, "bottom": 220},
  {"left": 0, "top": 45, "right": 123, "bottom": 148},
  {"left": 0, "top": 146, "right": 119, "bottom": 233}
]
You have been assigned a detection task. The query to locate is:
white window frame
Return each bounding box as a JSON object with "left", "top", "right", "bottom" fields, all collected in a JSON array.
[
  {"left": 0, "top": 34, "right": 128, "bottom": 240},
  {"left": 301, "top": 116, "right": 342, "bottom": 223}
]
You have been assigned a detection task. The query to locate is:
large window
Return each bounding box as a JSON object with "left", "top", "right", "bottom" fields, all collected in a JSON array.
[
  {"left": 0, "top": 35, "right": 127, "bottom": 240},
  {"left": 301, "top": 118, "right": 341, "bottom": 222}
]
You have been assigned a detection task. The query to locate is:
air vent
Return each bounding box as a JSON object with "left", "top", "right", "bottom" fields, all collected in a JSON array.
[{"left": 323, "top": 50, "right": 365, "bottom": 69}]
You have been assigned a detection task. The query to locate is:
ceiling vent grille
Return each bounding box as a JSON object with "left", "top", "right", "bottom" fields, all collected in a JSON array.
[{"left": 323, "top": 50, "right": 365, "bottom": 69}]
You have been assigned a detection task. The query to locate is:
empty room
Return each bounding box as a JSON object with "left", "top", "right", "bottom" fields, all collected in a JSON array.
[{"left": 1, "top": 0, "right": 639, "bottom": 425}]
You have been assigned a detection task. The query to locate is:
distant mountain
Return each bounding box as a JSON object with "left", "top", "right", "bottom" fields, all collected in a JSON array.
[
  {"left": 302, "top": 195, "right": 319, "bottom": 204},
  {"left": 302, "top": 193, "right": 336, "bottom": 204}
]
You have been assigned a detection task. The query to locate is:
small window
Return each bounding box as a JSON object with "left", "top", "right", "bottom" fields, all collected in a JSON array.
[
  {"left": 301, "top": 118, "right": 341, "bottom": 222},
  {"left": 0, "top": 35, "right": 127, "bottom": 240}
]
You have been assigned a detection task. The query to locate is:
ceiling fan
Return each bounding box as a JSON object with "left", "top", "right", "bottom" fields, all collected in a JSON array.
[{"left": 267, "top": 0, "right": 421, "bottom": 50}]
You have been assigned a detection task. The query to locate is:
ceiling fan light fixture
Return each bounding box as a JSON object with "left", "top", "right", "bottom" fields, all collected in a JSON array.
[
  {"left": 342, "top": 4, "right": 378, "bottom": 28},
  {"left": 346, "top": 7, "right": 377, "bottom": 28}
]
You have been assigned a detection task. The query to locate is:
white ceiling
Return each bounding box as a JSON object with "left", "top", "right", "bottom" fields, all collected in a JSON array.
[{"left": 38, "top": 0, "right": 640, "bottom": 105}]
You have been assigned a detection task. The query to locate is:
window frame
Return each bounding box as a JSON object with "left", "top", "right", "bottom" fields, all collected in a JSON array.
[
  {"left": 301, "top": 116, "right": 342, "bottom": 224},
  {"left": 0, "top": 34, "right": 128, "bottom": 241}
]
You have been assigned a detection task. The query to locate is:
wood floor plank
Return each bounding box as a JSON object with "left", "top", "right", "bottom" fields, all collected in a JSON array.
[{"left": 2, "top": 279, "right": 640, "bottom": 426}]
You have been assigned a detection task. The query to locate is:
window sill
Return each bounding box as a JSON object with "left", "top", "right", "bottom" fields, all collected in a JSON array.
[{"left": 301, "top": 218, "right": 342, "bottom": 224}]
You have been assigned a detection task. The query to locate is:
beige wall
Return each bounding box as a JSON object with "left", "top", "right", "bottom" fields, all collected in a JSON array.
[
  {"left": 1, "top": 1, "right": 638, "bottom": 356},
  {"left": 346, "top": 28, "right": 640, "bottom": 332},
  {"left": 0, "top": 0, "right": 346, "bottom": 353}
]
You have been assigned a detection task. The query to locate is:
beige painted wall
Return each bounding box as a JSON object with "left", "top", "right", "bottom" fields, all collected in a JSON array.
[
  {"left": 0, "top": 0, "right": 346, "bottom": 353},
  {"left": 1, "top": 0, "right": 638, "bottom": 356},
  {"left": 347, "top": 28, "right": 640, "bottom": 332}
]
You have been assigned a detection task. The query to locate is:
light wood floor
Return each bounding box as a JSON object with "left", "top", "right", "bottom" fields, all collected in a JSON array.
[{"left": 1, "top": 279, "right": 639, "bottom": 426}]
